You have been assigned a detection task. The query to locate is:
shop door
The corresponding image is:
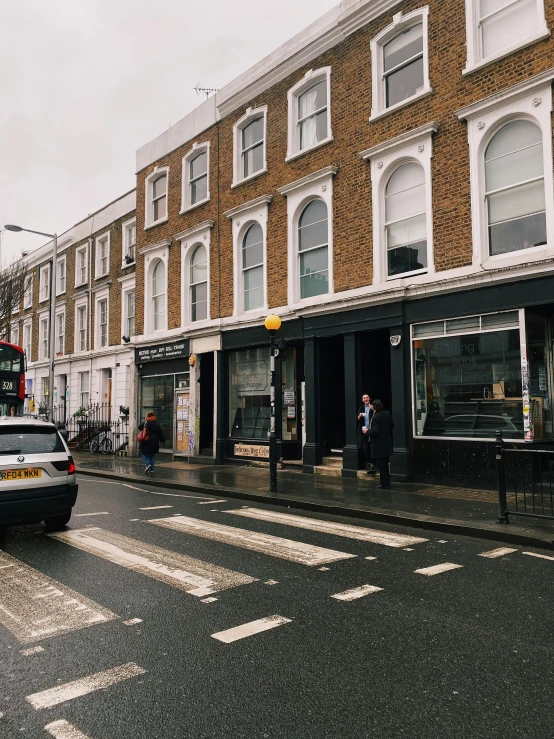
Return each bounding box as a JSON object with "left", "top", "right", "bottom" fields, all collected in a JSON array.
[
  {"left": 175, "top": 390, "right": 191, "bottom": 454},
  {"left": 199, "top": 353, "right": 214, "bottom": 455}
]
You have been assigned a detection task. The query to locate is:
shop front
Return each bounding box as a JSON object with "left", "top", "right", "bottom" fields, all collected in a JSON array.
[{"left": 135, "top": 339, "right": 190, "bottom": 454}]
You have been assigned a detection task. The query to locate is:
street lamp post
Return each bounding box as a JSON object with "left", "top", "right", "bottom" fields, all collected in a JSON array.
[
  {"left": 264, "top": 314, "right": 281, "bottom": 493},
  {"left": 5, "top": 225, "right": 57, "bottom": 419}
]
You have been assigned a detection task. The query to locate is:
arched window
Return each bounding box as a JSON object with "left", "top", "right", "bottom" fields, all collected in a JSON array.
[
  {"left": 242, "top": 224, "right": 264, "bottom": 311},
  {"left": 385, "top": 162, "right": 427, "bottom": 277},
  {"left": 152, "top": 260, "right": 166, "bottom": 331},
  {"left": 298, "top": 200, "right": 329, "bottom": 298},
  {"left": 383, "top": 23, "right": 423, "bottom": 108},
  {"left": 190, "top": 245, "right": 208, "bottom": 321},
  {"left": 485, "top": 119, "right": 546, "bottom": 256}
]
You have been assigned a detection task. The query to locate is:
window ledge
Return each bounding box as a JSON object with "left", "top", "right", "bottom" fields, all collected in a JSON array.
[
  {"left": 55, "top": 291, "right": 66, "bottom": 297},
  {"left": 369, "top": 88, "right": 432, "bottom": 122},
  {"left": 481, "top": 246, "right": 553, "bottom": 271},
  {"left": 94, "top": 274, "right": 109, "bottom": 282},
  {"left": 180, "top": 197, "right": 211, "bottom": 215},
  {"left": 290, "top": 291, "right": 334, "bottom": 310},
  {"left": 285, "top": 135, "right": 334, "bottom": 163},
  {"left": 39, "top": 298, "right": 49, "bottom": 305},
  {"left": 144, "top": 216, "right": 169, "bottom": 231},
  {"left": 463, "top": 29, "right": 551, "bottom": 76},
  {"left": 74, "top": 283, "right": 88, "bottom": 290},
  {"left": 231, "top": 168, "right": 268, "bottom": 189},
  {"left": 386, "top": 268, "right": 428, "bottom": 282}
]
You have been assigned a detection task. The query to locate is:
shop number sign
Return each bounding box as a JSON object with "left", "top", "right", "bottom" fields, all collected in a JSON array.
[{"left": 233, "top": 359, "right": 269, "bottom": 396}]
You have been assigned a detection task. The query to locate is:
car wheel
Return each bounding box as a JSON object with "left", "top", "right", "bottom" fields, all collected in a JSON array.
[{"left": 44, "top": 513, "right": 71, "bottom": 532}]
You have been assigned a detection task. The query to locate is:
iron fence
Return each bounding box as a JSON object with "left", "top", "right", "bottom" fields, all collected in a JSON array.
[
  {"left": 24, "top": 402, "right": 129, "bottom": 455},
  {"left": 496, "top": 430, "right": 554, "bottom": 523}
]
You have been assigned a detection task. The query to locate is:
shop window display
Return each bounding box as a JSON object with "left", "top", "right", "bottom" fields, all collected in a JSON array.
[{"left": 229, "top": 348, "right": 271, "bottom": 439}]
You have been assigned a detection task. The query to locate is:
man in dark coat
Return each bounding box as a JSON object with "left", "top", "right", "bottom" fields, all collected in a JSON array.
[
  {"left": 138, "top": 412, "right": 165, "bottom": 474},
  {"left": 367, "top": 399, "right": 394, "bottom": 489},
  {"left": 357, "top": 393, "right": 377, "bottom": 474}
]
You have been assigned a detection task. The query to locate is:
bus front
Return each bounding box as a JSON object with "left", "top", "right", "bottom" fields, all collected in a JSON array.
[{"left": 0, "top": 342, "right": 25, "bottom": 416}]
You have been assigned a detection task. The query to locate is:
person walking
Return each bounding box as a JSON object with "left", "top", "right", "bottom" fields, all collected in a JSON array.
[
  {"left": 367, "top": 399, "right": 394, "bottom": 489},
  {"left": 357, "top": 393, "right": 377, "bottom": 474},
  {"left": 137, "top": 411, "right": 165, "bottom": 474}
]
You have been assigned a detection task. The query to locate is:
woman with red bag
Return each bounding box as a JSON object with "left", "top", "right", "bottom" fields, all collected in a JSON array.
[{"left": 137, "top": 411, "right": 165, "bottom": 474}]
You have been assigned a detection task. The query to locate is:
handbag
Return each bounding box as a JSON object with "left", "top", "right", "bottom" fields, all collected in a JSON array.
[{"left": 136, "top": 426, "right": 149, "bottom": 443}]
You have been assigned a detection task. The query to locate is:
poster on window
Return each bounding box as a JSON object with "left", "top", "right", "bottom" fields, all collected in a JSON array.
[
  {"left": 232, "top": 359, "right": 269, "bottom": 396},
  {"left": 175, "top": 391, "right": 190, "bottom": 452}
]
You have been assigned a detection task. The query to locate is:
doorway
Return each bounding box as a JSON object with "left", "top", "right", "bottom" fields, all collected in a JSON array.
[
  {"left": 318, "top": 336, "right": 346, "bottom": 452},
  {"left": 100, "top": 368, "right": 112, "bottom": 419},
  {"left": 199, "top": 352, "right": 214, "bottom": 456}
]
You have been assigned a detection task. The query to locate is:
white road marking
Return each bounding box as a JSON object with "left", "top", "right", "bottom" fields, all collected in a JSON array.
[
  {"left": 74, "top": 512, "right": 110, "bottom": 517},
  {"left": 365, "top": 556, "right": 377, "bottom": 561},
  {"left": 45, "top": 719, "right": 93, "bottom": 739},
  {"left": 0, "top": 551, "right": 117, "bottom": 644},
  {"left": 522, "top": 551, "right": 554, "bottom": 561},
  {"left": 21, "top": 646, "right": 44, "bottom": 656},
  {"left": 403, "top": 548, "right": 414, "bottom": 551},
  {"left": 197, "top": 500, "right": 227, "bottom": 505},
  {"left": 224, "top": 507, "right": 428, "bottom": 548},
  {"left": 438, "top": 540, "right": 448, "bottom": 544},
  {"left": 264, "top": 580, "right": 279, "bottom": 585},
  {"left": 318, "top": 567, "right": 330, "bottom": 571},
  {"left": 331, "top": 584, "right": 383, "bottom": 601},
  {"left": 200, "top": 597, "right": 218, "bottom": 603},
  {"left": 50, "top": 528, "right": 257, "bottom": 596},
  {"left": 27, "top": 662, "right": 145, "bottom": 710},
  {"left": 123, "top": 618, "right": 142, "bottom": 626},
  {"left": 414, "top": 563, "right": 463, "bottom": 576},
  {"left": 212, "top": 615, "right": 292, "bottom": 643},
  {"left": 149, "top": 515, "right": 357, "bottom": 566},
  {"left": 129, "top": 519, "right": 139, "bottom": 522},
  {"left": 479, "top": 547, "right": 518, "bottom": 558},
  {"left": 138, "top": 505, "right": 173, "bottom": 510}
]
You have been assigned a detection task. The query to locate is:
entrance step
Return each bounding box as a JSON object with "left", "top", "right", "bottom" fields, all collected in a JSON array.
[
  {"left": 322, "top": 456, "right": 343, "bottom": 468},
  {"left": 314, "top": 464, "right": 342, "bottom": 477}
]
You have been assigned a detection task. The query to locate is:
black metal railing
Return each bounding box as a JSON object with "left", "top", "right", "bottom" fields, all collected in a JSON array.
[
  {"left": 496, "top": 430, "right": 554, "bottom": 523},
  {"left": 24, "top": 402, "right": 129, "bottom": 455}
]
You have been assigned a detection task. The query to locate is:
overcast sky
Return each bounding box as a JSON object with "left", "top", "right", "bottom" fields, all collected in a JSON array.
[{"left": 0, "top": 0, "right": 338, "bottom": 262}]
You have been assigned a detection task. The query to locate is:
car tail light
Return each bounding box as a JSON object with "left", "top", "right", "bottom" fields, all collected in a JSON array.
[{"left": 68, "top": 457, "right": 76, "bottom": 475}]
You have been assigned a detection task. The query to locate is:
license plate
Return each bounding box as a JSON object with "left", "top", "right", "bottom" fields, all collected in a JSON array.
[{"left": 0, "top": 468, "right": 42, "bottom": 481}]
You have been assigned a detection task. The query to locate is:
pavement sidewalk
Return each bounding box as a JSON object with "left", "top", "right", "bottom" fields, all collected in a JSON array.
[{"left": 73, "top": 452, "right": 554, "bottom": 550}]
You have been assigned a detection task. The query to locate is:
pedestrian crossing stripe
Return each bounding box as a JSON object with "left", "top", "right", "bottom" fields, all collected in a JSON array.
[
  {"left": 50, "top": 528, "right": 257, "bottom": 596},
  {"left": 212, "top": 615, "right": 292, "bottom": 643},
  {"left": 148, "top": 515, "right": 357, "bottom": 566}
]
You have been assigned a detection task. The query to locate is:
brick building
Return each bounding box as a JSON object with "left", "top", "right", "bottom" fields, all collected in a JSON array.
[
  {"left": 131, "top": 0, "right": 554, "bottom": 487},
  {"left": 13, "top": 190, "right": 136, "bottom": 423}
]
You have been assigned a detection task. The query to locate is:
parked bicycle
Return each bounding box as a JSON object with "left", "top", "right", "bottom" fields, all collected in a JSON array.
[{"left": 89, "top": 431, "right": 113, "bottom": 455}]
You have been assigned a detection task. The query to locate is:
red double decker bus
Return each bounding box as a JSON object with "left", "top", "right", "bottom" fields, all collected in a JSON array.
[{"left": 0, "top": 341, "right": 26, "bottom": 416}]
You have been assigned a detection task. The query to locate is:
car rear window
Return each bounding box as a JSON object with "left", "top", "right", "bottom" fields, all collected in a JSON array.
[{"left": 0, "top": 426, "right": 65, "bottom": 454}]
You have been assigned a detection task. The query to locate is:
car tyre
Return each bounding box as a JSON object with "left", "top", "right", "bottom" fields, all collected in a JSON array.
[{"left": 44, "top": 513, "right": 71, "bottom": 532}]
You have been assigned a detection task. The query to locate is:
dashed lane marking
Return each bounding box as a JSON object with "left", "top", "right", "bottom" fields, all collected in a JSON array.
[
  {"left": 50, "top": 528, "right": 257, "bottom": 597},
  {"left": 0, "top": 551, "right": 117, "bottom": 644},
  {"left": 522, "top": 551, "right": 554, "bottom": 561},
  {"left": 479, "top": 547, "right": 518, "bottom": 558},
  {"left": 224, "top": 507, "right": 428, "bottom": 548},
  {"left": 45, "top": 719, "right": 93, "bottom": 739},
  {"left": 331, "top": 584, "right": 384, "bottom": 601},
  {"left": 27, "top": 662, "right": 145, "bottom": 710},
  {"left": 197, "top": 500, "right": 228, "bottom": 505},
  {"left": 414, "top": 563, "right": 463, "bottom": 576},
  {"left": 212, "top": 615, "right": 292, "bottom": 643},
  {"left": 123, "top": 618, "right": 142, "bottom": 626},
  {"left": 149, "top": 515, "right": 357, "bottom": 566},
  {"left": 200, "top": 597, "right": 218, "bottom": 603},
  {"left": 21, "top": 646, "right": 44, "bottom": 656},
  {"left": 138, "top": 505, "right": 173, "bottom": 510},
  {"left": 74, "top": 512, "right": 110, "bottom": 517}
]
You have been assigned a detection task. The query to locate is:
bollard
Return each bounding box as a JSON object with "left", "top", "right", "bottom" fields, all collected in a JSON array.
[{"left": 496, "top": 429, "right": 509, "bottom": 524}]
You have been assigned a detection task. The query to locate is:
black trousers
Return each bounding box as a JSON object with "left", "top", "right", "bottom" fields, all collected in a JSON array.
[
  {"left": 361, "top": 436, "right": 376, "bottom": 470},
  {"left": 375, "top": 457, "right": 390, "bottom": 488}
]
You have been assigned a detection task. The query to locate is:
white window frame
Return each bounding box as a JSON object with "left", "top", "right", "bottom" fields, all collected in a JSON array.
[
  {"left": 181, "top": 142, "right": 210, "bottom": 213},
  {"left": 39, "top": 312, "right": 49, "bottom": 360},
  {"left": 463, "top": 0, "right": 549, "bottom": 75},
  {"left": 39, "top": 264, "right": 51, "bottom": 304},
  {"left": 95, "top": 289, "right": 109, "bottom": 350},
  {"left": 457, "top": 74, "right": 554, "bottom": 271},
  {"left": 145, "top": 166, "right": 169, "bottom": 229},
  {"left": 122, "top": 217, "right": 137, "bottom": 266},
  {"left": 79, "top": 371, "right": 90, "bottom": 407},
  {"left": 75, "top": 245, "right": 88, "bottom": 287},
  {"left": 277, "top": 166, "right": 337, "bottom": 307},
  {"left": 286, "top": 68, "right": 333, "bottom": 162},
  {"left": 224, "top": 196, "right": 271, "bottom": 317},
  {"left": 23, "top": 320, "right": 32, "bottom": 362},
  {"left": 95, "top": 232, "right": 110, "bottom": 279},
  {"left": 176, "top": 221, "right": 213, "bottom": 328},
  {"left": 361, "top": 122, "right": 438, "bottom": 284},
  {"left": 10, "top": 321, "right": 19, "bottom": 347},
  {"left": 370, "top": 7, "right": 431, "bottom": 122},
  {"left": 141, "top": 240, "right": 170, "bottom": 335},
  {"left": 23, "top": 275, "right": 33, "bottom": 310},
  {"left": 119, "top": 275, "right": 136, "bottom": 341},
  {"left": 75, "top": 301, "right": 88, "bottom": 354},
  {"left": 232, "top": 106, "right": 268, "bottom": 187},
  {"left": 55, "top": 309, "right": 65, "bottom": 356},
  {"left": 56, "top": 255, "right": 66, "bottom": 295}
]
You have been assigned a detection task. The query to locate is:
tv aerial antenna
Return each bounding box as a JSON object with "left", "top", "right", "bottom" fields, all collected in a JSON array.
[{"left": 194, "top": 84, "right": 219, "bottom": 99}]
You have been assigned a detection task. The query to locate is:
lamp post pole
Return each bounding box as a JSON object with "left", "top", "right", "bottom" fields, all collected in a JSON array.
[{"left": 265, "top": 314, "right": 281, "bottom": 493}]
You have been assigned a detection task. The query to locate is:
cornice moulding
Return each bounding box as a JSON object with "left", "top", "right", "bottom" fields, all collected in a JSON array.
[
  {"left": 173, "top": 220, "right": 215, "bottom": 242},
  {"left": 277, "top": 165, "right": 339, "bottom": 195},
  {"left": 224, "top": 195, "right": 273, "bottom": 219},
  {"left": 360, "top": 121, "right": 439, "bottom": 160},
  {"left": 139, "top": 239, "right": 172, "bottom": 256}
]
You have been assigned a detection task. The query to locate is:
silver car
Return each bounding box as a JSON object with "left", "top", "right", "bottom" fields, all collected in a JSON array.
[{"left": 0, "top": 418, "right": 78, "bottom": 531}]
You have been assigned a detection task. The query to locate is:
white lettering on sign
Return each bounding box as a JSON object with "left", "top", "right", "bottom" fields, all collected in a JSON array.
[{"left": 235, "top": 444, "right": 270, "bottom": 459}]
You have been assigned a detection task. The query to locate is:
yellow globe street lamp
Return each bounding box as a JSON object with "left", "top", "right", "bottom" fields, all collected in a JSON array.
[{"left": 265, "top": 314, "right": 282, "bottom": 492}]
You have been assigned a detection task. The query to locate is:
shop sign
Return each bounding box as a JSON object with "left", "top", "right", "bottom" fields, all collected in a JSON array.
[
  {"left": 235, "top": 443, "right": 270, "bottom": 459},
  {"left": 284, "top": 390, "right": 295, "bottom": 406},
  {"left": 232, "top": 359, "right": 269, "bottom": 395},
  {"left": 135, "top": 341, "right": 189, "bottom": 364}
]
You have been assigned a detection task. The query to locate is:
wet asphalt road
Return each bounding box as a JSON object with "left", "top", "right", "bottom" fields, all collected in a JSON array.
[{"left": 1, "top": 474, "right": 554, "bottom": 739}]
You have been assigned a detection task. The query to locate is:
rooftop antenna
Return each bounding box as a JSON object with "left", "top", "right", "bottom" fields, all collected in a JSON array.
[{"left": 194, "top": 84, "right": 219, "bottom": 99}]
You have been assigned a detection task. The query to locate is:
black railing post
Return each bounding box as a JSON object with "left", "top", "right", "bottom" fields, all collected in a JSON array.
[{"left": 496, "top": 429, "right": 509, "bottom": 524}]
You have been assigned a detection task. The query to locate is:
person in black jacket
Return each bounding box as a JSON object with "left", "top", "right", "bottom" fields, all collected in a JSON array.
[
  {"left": 367, "top": 399, "right": 394, "bottom": 489},
  {"left": 137, "top": 411, "right": 166, "bottom": 474},
  {"left": 357, "top": 394, "right": 377, "bottom": 474}
]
